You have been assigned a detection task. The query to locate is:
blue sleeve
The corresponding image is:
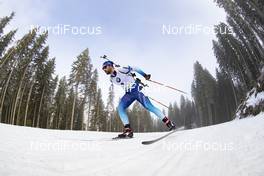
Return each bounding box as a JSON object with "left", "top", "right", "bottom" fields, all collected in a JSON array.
[
  {"left": 117, "top": 66, "right": 132, "bottom": 74},
  {"left": 118, "top": 65, "right": 147, "bottom": 77},
  {"left": 130, "top": 66, "right": 146, "bottom": 77}
]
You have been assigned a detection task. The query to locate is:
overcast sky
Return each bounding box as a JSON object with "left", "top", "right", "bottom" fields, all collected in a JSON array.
[{"left": 1, "top": 0, "right": 227, "bottom": 110}]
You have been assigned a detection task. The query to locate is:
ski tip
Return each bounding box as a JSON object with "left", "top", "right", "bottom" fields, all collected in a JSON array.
[
  {"left": 112, "top": 137, "right": 133, "bottom": 140},
  {"left": 141, "top": 141, "right": 154, "bottom": 145}
]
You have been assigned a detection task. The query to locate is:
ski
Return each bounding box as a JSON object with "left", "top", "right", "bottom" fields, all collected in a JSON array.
[
  {"left": 112, "top": 136, "right": 133, "bottom": 140},
  {"left": 141, "top": 129, "right": 177, "bottom": 145}
]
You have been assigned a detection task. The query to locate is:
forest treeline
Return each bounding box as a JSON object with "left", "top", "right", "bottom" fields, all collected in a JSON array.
[{"left": 191, "top": 0, "right": 264, "bottom": 126}]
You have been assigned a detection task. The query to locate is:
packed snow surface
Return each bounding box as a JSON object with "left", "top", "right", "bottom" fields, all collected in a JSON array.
[{"left": 1, "top": 114, "right": 264, "bottom": 176}]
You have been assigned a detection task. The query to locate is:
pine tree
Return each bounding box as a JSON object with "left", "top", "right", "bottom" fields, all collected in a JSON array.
[
  {"left": 213, "top": 0, "right": 264, "bottom": 90},
  {"left": 87, "top": 69, "right": 98, "bottom": 130},
  {"left": 106, "top": 83, "right": 115, "bottom": 131},
  {"left": 53, "top": 77, "right": 68, "bottom": 129},
  {"left": 68, "top": 48, "right": 91, "bottom": 130},
  {"left": 90, "top": 88, "right": 106, "bottom": 131},
  {"left": 192, "top": 62, "right": 218, "bottom": 126},
  {"left": 23, "top": 46, "right": 49, "bottom": 126},
  {"left": 36, "top": 58, "right": 56, "bottom": 128},
  {"left": 0, "top": 12, "right": 16, "bottom": 58},
  {"left": 12, "top": 31, "right": 48, "bottom": 126},
  {"left": 65, "top": 87, "right": 74, "bottom": 129},
  {"left": 0, "top": 29, "right": 37, "bottom": 123}
]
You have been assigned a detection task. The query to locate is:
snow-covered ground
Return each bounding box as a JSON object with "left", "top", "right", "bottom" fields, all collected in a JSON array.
[
  {"left": 1, "top": 114, "right": 264, "bottom": 176},
  {"left": 236, "top": 87, "right": 264, "bottom": 119}
]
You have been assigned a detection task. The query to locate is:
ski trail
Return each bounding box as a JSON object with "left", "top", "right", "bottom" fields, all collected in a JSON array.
[{"left": 0, "top": 114, "right": 264, "bottom": 176}]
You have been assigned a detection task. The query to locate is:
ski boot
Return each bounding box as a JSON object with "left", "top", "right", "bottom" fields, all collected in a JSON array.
[
  {"left": 162, "top": 117, "right": 176, "bottom": 131},
  {"left": 117, "top": 124, "right": 133, "bottom": 138}
]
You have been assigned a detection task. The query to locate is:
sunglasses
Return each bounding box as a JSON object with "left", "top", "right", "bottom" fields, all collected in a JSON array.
[{"left": 103, "top": 64, "right": 113, "bottom": 70}]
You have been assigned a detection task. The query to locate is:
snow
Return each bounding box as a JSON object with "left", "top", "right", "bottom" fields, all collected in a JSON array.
[
  {"left": 1, "top": 114, "right": 264, "bottom": 176},
  {"left": 246, "top": 90, "right": 264, "bottom": 107},
  {"left": 235, "top": 88, "right": 264, "bottom": 119}
]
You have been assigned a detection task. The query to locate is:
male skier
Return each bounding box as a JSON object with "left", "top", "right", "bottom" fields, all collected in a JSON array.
[{"left": 102, "top": 60, "right": 175, "bottom": 138}]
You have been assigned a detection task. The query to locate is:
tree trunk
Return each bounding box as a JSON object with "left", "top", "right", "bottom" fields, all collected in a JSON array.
[
  {"left": 0, "top": 68, "right": 14, "bottom": 122},
  {"left": 16, "top": 83, "right": 27, "bottom": 125},
  {"left": 11, "top": 65, "right": 28, "bottom": 125},
  {"left": 70, "top": 85, "right": 78, "bottom": 130},
  {"left": 36, "top": 86, "right": 45, "bottom": 128},
  {"left": 86, "top": 97, "right": 92, "bottom": 130},
  {"left": 32, "top": 103, "right": 37, "bottom": 127},
  {"left": 24, "top": 78, "right": 35, "bottom": 126}
]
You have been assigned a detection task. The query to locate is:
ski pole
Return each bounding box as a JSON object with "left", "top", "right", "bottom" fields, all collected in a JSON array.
[
  {"left": 148, "top": 96, "right": 169, "bottom": 109},
  {"left": 147, "top": 79, "right": 188, "bottom": 95}
]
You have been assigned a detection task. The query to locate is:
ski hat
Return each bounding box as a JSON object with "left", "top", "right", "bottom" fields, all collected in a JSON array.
[{"left": 102, "top": 60, "right": 114, "bottom": 69}]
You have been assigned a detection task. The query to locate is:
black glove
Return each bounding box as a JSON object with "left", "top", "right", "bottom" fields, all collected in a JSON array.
[{"left": 144, "top": 74, "right": 151, "bottom": 80}]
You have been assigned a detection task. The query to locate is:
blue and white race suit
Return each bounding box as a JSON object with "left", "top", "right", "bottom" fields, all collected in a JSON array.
[{"left": 110, "top": 66, "right": 165, "bottom": 125}]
